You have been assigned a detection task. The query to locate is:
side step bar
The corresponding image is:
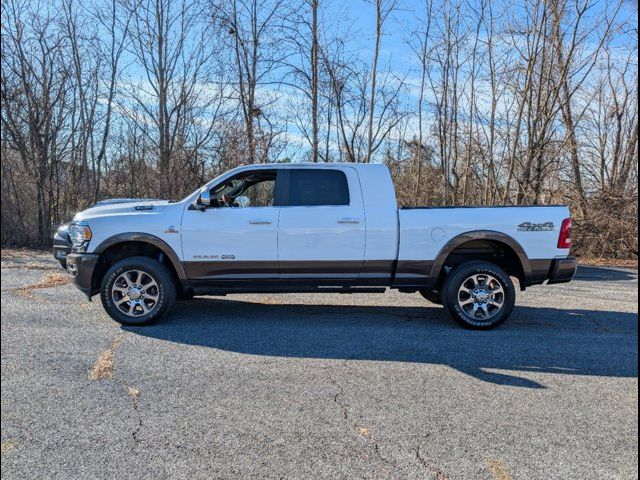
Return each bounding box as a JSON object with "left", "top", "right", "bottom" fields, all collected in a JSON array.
[{"left": 192, "top": 286, "right": 387, "bottom": 296}]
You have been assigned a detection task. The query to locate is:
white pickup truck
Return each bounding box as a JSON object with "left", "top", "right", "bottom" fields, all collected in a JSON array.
[{"left": 58, "top": 163, "right": 576, "bottom": 329}]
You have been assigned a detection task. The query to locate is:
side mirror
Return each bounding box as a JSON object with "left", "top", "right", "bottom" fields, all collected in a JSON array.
[{"left": 195, "top": 187, "right": 211, "bottom": 210}]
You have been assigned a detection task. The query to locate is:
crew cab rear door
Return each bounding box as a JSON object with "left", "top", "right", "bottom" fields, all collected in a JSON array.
[{"left": 277, "top": 167, "right": 366, "bottom": 280}]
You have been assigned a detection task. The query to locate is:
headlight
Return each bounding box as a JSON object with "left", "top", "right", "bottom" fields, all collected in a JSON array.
[{"left": 69, "top": 222, "right": 92, "bottom": 250}]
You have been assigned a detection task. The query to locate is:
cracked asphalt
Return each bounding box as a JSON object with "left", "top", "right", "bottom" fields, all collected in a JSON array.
[{"left": 1, "top": 251, "right": 638, "bottom": 479}]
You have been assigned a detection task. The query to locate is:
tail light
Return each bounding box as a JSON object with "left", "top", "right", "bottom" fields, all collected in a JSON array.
[{"left": 558, "top": 218, "right": 572, "bottom": 249}]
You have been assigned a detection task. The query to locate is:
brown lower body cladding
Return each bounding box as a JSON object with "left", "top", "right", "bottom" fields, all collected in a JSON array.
[
  {"left": 183, "top": 259, "right": 435, "bottom": 287},
  {"left": 183, "top": 258, "right": 557, "bottom": 288},
  {"left": 184, "top": 260, "right": 393, "bottom": 281}
]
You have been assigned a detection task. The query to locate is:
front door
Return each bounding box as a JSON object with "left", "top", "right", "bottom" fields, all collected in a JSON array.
[
  {"left": 277, "top": 167, "right": 366, "bottom": 282},
  {"left": 181, "top": 169, "right": 281, "bottom": 284}
]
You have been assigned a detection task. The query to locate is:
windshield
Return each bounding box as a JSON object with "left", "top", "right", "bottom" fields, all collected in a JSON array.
[{"left": 183, "top": 169, "right": 232, "bottom": 202}]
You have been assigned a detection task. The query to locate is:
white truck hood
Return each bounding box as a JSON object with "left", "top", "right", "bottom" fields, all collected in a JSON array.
[{"left": 73, "top": 199, "right": 174, "bottom": 222}]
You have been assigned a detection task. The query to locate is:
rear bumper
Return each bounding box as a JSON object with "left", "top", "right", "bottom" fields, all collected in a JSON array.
[
  {"left": 547, "top": 256, "right": 578, "bottom": 284},
  {"left": 66, "top": 253, "right": 100, "bottom": 298}
]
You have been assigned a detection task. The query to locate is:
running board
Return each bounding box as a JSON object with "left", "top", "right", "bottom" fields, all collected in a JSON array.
[{"left": 192, "top": 286, "right": 387, "bottom": 296}]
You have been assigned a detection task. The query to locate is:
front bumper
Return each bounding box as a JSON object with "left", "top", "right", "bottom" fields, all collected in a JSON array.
[
  {"left": 547, "top": 256, "right": 578, "bottom": 284},
  {"left": 66, "top": 253, "right": 100, "bottom": 298},
  {"left": 53, "top": 225, "right": 71, "bottom": 268}
]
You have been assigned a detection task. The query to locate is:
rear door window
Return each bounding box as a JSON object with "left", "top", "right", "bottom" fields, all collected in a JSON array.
[{"left": 284, "top": 169, "right": 350, "bottom": 207}]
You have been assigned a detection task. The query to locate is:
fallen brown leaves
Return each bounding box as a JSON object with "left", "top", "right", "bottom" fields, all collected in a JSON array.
[
  {"left": 0, "top": 248, "right": 45, "bottom": 259},
  {"left": 261, "top": 296, "right": 284, "bottom": 305},
  {"left": 486, "top": 458, "right": 513, "bottom": 480},
  {"left": 1, "top": 442, "right": 16, "bottom": 454},
  {"left": 2, "top": 263, "right": 56, "bottom": 271},
  {"left": 578, "top": 257, "right": 638, "bottom": 268},
  {"left": 127, "top": 387, "right": 140, "bottom": 399},
  {"left": 88, "top": 335, "right": 124, "bottom": 381},
  {"left": 12, "top": 272, "right": 71, "bottom": 298}
]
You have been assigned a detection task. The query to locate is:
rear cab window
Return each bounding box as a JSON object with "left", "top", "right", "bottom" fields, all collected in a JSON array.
[{"left": 280, "top": 169, "right": 350, "bottom": 207}]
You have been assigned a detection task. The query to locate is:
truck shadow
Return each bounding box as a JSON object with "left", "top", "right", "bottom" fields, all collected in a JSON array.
[
  {"left": 124, "top": 299, "right": 638, "bottom": 389},
  {"left": 574, "top": 265, "right": 637, "bottom": 282}
]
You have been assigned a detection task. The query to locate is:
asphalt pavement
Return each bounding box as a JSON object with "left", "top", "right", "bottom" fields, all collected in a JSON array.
[{"left": 1, "top": 251, "right": 637, "bottom": 479}]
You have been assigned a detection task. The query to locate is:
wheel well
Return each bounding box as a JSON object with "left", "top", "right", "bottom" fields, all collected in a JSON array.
[
  {"left": 91, "top": 241, "right": 182, "bottom": 293},
  {"left": 439, "top": 240, "right": 525, "bottom": 289}
]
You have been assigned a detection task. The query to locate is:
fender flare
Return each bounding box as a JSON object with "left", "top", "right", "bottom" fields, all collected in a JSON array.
[
  {"left": 428, "top": 230, "right": 532, "bottom": 282},
  {"left": 93, "top": 232, "right": 187, "bottom": 280}
]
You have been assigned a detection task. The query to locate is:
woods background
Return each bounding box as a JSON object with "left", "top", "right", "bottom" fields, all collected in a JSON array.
[{"left": 1, "top": 0, "right": 638, "bottom": 260}]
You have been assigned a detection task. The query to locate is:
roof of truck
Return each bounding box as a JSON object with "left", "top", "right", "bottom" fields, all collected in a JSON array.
[{"left": 232, "top": 162, "right": 387, "bottom": 171}]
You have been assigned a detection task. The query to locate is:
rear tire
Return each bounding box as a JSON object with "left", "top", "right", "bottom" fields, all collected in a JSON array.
[
  {"left": 100, "top": 256, "right": 176, "bottom": 326},
  {"left": 442, "top": 261, "right": 515, "bottom": 330}
]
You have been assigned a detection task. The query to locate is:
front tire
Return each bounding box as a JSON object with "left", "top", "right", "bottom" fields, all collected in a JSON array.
[
  {"left": 442, "top": 261, "right": 515, "bottom": 330},
  {"left": 100, "top": 256, "right": 176, "bottom": 326}
]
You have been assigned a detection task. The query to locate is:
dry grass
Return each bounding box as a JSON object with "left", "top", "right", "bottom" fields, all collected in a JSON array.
[
  {"left": 579, "top": 257, "right": 638, "bottom": 268},
  {"left": 261, "top": 296, "right": 284, "bottom": 305},
  {"left": 12, "top": 272, "right": 71, "bottom": 297},
  {"left": 2, "top": 263, "right": 56, "bottom": 270},
  {"left": 1, "top": 441, "right": 16, "bottom": 454},
  {"left": 127, "top": 387, "right": 140, "bottom": 399},
  {"left": 486, "top": 458, "right": 513, "bottom": 480},
  {"left": 88, "top": 335, "right": 124, "bottom": 381},
  {"left": 1, "top": 248, "right": 46, "bottom": 259}
]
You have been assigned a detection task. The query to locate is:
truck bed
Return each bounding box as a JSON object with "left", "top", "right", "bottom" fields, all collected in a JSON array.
[{"left": 394, "top": 204, "right": 572, "bottom": 287}]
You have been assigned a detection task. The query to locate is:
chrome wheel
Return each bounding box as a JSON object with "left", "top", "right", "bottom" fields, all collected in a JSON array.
[
  {"left": 457, "top": 274, "right": 505, "bottom": 321},
  {"left": 111, "top": 269, "right": 160, "bottom": 317}
]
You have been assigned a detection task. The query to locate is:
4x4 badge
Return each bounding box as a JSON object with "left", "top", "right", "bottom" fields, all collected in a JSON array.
[{"left": 518, "top": 222, "right": 555, "bottom": 232}]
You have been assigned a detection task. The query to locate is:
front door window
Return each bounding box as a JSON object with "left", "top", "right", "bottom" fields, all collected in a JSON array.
[{"left": 211, "top": 171, "right": 277, "bottom": 208}]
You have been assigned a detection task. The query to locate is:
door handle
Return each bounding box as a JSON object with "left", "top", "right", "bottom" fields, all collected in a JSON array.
[
  {"left": 338, "top": 218, "right": 360, "bottom": 224},
  {"left": 250, "top": 219, "right": 272, "bottom": 225}
]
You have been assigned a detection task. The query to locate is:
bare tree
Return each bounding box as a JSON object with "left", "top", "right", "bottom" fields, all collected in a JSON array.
[
  {"left": 408, "top": 0, "right": 434, "bottom": 203},
  {"left": 61, "top": 0, "right": 132, "bottom": 205},
  {"left": 426, "top": 0, "right": 464, "bottom": 204},
  {"left": 280, "top": 0, "right": 327, "bottom": 161},
  {"left": 1, "top": 0, "right": 72, "bottom": 246},
  {"left": 219, "top": 0, "right": 289, "bottom": 164},
  {"left": 0, "top": 0, "right": 637, "bottom": 260},
  {"left": 365, "top": 0, "right": 398, "bottom": 163},
  {"left": 124, "top": 0, "right": 222, "bottom": 195},
  {"left": 310, "top": 0, "right": 319, "bottom": 162}
]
